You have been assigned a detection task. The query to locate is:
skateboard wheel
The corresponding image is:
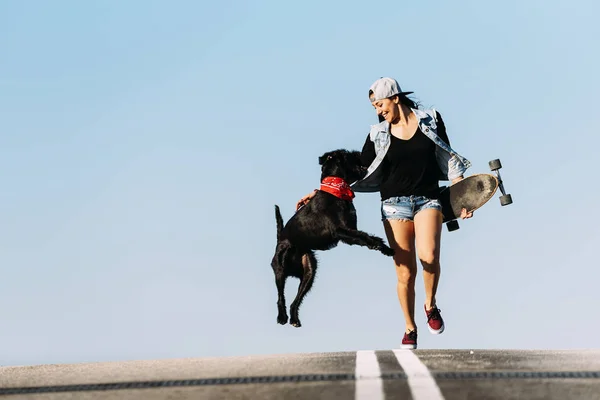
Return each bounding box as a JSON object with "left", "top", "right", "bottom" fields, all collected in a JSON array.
[
  {"left": 489, "top": 159, "right": 502, "bottom": 171},
  {"left": 500, "top": 194, "right": 512, "bottom": 206},
  {"left": 447, "top": 220, "right": 460, "bottom": 231}
]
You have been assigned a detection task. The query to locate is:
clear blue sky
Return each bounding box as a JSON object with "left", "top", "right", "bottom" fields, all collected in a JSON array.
[{"left": 1, "top": 0, "right": 599, "bottom": 367}]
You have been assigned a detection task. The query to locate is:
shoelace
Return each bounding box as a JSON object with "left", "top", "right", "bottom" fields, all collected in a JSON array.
[
  {"left": 426, "top": 307, "right": 442, "bottom": 322},
  {"left": 406, "top": 330, "right": 417, "bottom": 340}
]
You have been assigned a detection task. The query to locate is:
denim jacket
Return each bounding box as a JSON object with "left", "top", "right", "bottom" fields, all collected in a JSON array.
[{"left": 351, "top": 108, "right": 471, "bottom": 193}]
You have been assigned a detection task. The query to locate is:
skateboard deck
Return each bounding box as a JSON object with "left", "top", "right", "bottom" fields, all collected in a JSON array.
[{"left": 439, "top": 173, "right": 499, "bottom": 223}]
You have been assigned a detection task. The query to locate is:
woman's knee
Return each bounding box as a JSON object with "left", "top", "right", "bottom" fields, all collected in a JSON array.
[
  {"left": 396, "top": 263, "right": 417, "bottom": 284},
  {"left": 417, "top": 250, "right": 439, "bottom": 266}
]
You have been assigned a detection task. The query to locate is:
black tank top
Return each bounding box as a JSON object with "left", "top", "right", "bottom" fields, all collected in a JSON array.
[
  {"left": 360, "top": 111, "right": 453, "bottom": 201},
  {"left": 377, "top": 127, "right": 441, "bottom": 200}
]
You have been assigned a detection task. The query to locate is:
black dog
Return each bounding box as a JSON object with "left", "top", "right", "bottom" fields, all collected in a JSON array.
[{"left": 271, "top": 149, "right": 395, "bottom": 328}]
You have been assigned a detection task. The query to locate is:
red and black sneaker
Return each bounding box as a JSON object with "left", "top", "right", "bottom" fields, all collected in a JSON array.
[
  {"left": 425, "top": 305, "right": 445, "bottom": 334},
  {"left": 400, "top": 330, "right": 418, "bottom": 349}
]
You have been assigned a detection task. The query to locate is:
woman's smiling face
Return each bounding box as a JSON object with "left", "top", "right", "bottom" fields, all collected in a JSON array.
[{"left": 371, "top": 96, "right": 399, "bottom": 124}]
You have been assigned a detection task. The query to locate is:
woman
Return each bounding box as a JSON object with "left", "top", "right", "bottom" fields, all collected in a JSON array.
[{"left": 295, "top": 77, "right": 473, "bottom": 349}]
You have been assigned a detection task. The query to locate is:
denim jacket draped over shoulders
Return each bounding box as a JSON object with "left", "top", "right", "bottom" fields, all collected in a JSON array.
[{"left": 350, "top": 108, "right": 471, "bottom": 193}]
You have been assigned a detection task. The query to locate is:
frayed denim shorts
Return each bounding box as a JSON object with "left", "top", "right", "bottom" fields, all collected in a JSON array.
[{"left": 381, "top": 195, "right": 442, "bottom": 222}]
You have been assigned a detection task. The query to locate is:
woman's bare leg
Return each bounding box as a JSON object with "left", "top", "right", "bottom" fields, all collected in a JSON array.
[
  {"left": 383, "top": 219, "right": 417, "bottom": 333},
  {"left": 414, "top": 208, "right": 443, "bottom": 310}
]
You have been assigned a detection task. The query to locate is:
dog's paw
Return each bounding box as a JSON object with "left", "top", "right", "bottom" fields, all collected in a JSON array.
[
  {"left": 277, "top": 313, "right": 289, "bottom": 325},
  {"left": 290, "top": 319, "right": 302, "bottom": 328},
  {"left": 380, "top": 246, "right": 395, "bottom": 257}
]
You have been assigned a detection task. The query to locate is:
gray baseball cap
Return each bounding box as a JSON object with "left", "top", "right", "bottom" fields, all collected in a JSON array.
[{"left": 368, "top": 77, "right": 413, "bottom": 102}]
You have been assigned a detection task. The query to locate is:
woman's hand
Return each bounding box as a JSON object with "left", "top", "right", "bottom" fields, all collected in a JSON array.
[
  {"left": 460, "top": 208, "right": 474, "bottom": 219},
  {"left": 296, "top": 190, "right": 317, "bottom": 211}
]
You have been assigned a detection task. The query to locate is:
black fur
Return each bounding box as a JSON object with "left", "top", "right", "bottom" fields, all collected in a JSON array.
[{"left": 271, "top": 149, "right": 395, "bottom": 327}]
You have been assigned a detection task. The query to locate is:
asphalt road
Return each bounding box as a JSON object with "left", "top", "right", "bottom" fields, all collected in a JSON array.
[{"left": 1, "top": 349, "right": 599, "bottom": 399}]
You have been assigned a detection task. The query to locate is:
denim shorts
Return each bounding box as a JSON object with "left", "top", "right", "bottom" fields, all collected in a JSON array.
[{"left": 381, "top": 195, "right": 442, "bottom": 222}]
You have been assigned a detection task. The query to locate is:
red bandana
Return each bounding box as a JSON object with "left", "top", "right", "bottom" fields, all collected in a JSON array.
[{"left": 319, "top": 176, "right": 355, "bottom": 201}]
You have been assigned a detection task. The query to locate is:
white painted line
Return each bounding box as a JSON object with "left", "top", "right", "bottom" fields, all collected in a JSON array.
[
  {"left": 355, "top": 350, "right": 384, "bottom": 400},
  {"left": 393, "top": 349, "right": 445, "bottom": 400}
]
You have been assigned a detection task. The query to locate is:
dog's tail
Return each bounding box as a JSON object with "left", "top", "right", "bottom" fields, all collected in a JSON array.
[{"left": 275, "top": 205, "right": 284, "bottom": 241}]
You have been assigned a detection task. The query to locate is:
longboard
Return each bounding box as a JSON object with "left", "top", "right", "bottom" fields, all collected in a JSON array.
[
  {"left": 439, "top": 159, "right": 513, "bottom": 231},
  {"left": 439, "top": 173, "right": 498, "bottom": 222}
]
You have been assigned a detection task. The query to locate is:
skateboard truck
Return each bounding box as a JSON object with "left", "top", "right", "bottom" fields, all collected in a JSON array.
[{"left": 488, "top": 159, "right": 513, "bottom": 206}]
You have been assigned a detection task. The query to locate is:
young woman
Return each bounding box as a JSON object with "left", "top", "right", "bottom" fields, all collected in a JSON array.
[{"left": 295, "top": 77, "right": 473, "bottom": 349}]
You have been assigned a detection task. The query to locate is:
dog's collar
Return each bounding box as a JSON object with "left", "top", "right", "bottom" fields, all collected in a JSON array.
[{"left": 319, "top": 176, "right": 355, "bottom": 201}]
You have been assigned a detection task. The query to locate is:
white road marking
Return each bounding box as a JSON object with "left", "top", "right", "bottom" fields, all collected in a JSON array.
[
  {"left": 355, "top": 350, "right": 384, "bottom": 400},
  {"left": 393, "top": 349, "right": 445, "bottom": 400}
]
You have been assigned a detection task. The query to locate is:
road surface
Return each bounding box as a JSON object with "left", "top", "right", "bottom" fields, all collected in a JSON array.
[{"left": 1, "top": 349, "right": 599, "bottom": 399}]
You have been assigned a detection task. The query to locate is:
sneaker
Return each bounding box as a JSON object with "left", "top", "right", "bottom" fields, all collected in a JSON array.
[
  {"left": 400, "top": 330, "right": 417, "bottom": 349},
  {"left": 425, "top": 304, "right": 445, "bottom": 334}
]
